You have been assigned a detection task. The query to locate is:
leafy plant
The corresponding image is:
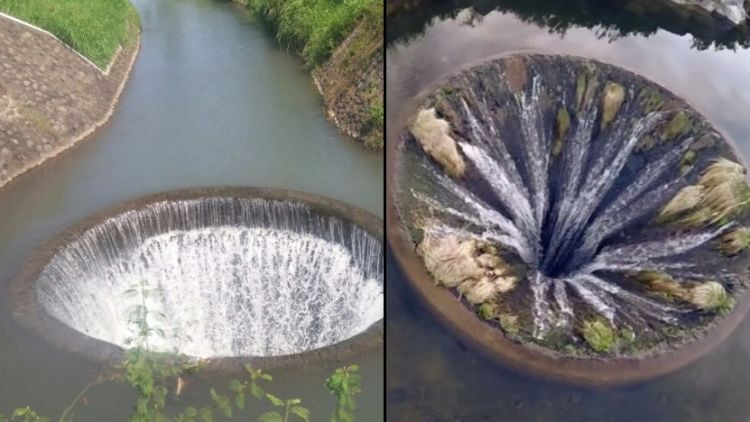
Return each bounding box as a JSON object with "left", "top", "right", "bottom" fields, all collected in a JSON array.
[
  {"left": 325, "top": 365, "right": 362, "bottom": 422},
  {"left": 120, "top": 280, "right": 187, "bottom": 422},
  {"left": 258, "top": 394, "right": 310, "bottom": 422},
  {"left": 1, "top": 280, "right": 362, "bottom": 421},
  {"left": 0, "top": 407, "right": 49, "bottom": 422}
]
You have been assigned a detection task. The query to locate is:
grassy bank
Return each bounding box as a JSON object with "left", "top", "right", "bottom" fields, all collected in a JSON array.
[
  {"left": 0, "top": 0, "right": 139, "bottom": 68},
  {"left": 248, "top": 0, "right": 384, "bottom": 149},
  {"left": 248, "top": 0, "right": 381, "bottom": 67}
]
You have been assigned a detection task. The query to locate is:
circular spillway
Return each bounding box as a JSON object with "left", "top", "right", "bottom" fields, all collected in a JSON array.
[
  {"left": 11, "top": 188, "right": 383, "bottom": 368},
  {"left": 387, "top": 53, "right": 750, "bottom": 385}
]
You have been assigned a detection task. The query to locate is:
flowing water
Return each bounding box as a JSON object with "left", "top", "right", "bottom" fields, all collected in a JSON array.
[
  {"left": 0, "top": 0, "right": 383, "bottom": 419},
  {"left": 37, "top": 198, "right": 383, "bottom": 358},
  {"left": 388, "top": 2, "right": 750, "bottom": 421}
]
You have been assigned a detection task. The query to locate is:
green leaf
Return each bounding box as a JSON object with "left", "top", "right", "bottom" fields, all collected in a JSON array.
[
  {"left": 199, "top": 407, "right": 213, "bottom": 422},
  {"left": 250, "top": 382, "right": 265, "bottom": 399},
  {"left": 290, "top": 406, "right": 311, "bottom": 422},
  {"left": 229, "top": 379, "right": 244, "bottom": 393},
  {"left": 258, "top": 411, "right": 283, "bottom": 422},
  {"left": 210, "top": 388, "right": 232, "bottom": 417},
  {"left": 235, "top": 393, "right": 246, "bottom": 410},
  {"left": 347, "top": 365, "right": 359, "bottom": 372},
  {"left": 266, "top": 393, "right": 284, "bottom": 407}
]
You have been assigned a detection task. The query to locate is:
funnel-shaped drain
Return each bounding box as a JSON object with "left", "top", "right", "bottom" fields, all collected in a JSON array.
[{"left": 12, "top": 188, "right": 383, "bottom": 365}]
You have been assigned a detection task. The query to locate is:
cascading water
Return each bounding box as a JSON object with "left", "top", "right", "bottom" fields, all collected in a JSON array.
[
  {"left": 15, "top": 190, "right": 383, "bottom": 361},
  {"left": 391, "top": 54, "right": 750, "bottom": 367}
]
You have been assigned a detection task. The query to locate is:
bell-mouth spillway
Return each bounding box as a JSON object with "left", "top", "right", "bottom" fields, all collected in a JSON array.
[
  {"left": 387, "top": 53, "right": 750, "bottom": 385},
  {"left": 9, "top": 187, "right": 383, "bottom": 370}
]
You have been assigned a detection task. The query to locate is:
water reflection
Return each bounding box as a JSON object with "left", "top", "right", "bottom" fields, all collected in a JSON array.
[
  {"left": 387, "top": 0, "right": 750, "bottom": 50},
  {"left": 387, "top": 5, "right": 750, "bottom": 422}
]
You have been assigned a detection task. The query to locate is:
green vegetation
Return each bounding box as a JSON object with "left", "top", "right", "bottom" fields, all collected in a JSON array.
[
  {"left": 719, "top": 226, "right": 750, "bottom": 255},
  {"left": 0, "top": 280, "right": 363, "bottom": 422},
  {"left": 325, "top": 365, "right": 362, "bottom": 422},
  {"left": 552, "top": 107, "right": 570, "bottom": 157},
  {"left": 369, "top": 101, "right": 384, "bottom": 127},
  {"left": 0, "top": 0, "right": 139, "bottom": 68},
  {"left": 248, "top": 0, "right": 381, "bottom": 66},
  {"left": 662, "top": 111, "right": 693, "bottom": 140},
  {"left": 581, "top": 319, "right": 616, "bottom": 353}
]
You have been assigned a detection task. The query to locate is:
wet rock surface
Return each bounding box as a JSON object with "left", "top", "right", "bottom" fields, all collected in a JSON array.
[{"left": 0, "top": 14, "right": 139, "bottom": 189}]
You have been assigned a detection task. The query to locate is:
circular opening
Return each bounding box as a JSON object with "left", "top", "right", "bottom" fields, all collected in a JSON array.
[
  {"left": 12, "top": 188, "right": 383, "bottom": 365},
  {"left": 388, "top": 53, "right": 750, "bottom": 384}
]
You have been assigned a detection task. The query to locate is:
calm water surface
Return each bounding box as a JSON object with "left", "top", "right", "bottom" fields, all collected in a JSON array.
[
  {"left": 0, "top": 0, "right": 383, "bottom": 419},
  {"left": 387, "top": 3, "right": 750, "bottom": 421}
]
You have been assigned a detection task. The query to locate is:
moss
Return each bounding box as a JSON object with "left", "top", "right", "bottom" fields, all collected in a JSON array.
[
  {"left": 661, "top": 325, "right": 684, "bottom": 338},
  {"left": 717, "top": 296, "right": 736, "bottom": 315},
  {"left": 640, "top": 88, "right": 664, "bottom": 113},
  {"left": 439, "top": 86, "right": 456, "bottom": 98},
  {"left": 581, "top": 319, "right": 616, "bottom": 353},
  {"left": 635, "top": 135, "right": 659, "bottom": 152},
  {"left": 478, "top": 302, "right": 495, "bottom": 320},
  {"left": 680, "top": 149, "right": 697, "bottom": 175},
  {"left": 498, "top": 313, "right": 519, "bottom": 335},
  {"left": 552, "top": 107, "right": 570, "bottom": 157},
  {"left": 537, "top": 327, "right": 571, "bottom": 351},
  {"left": 601, "top": 81, "right": 625, "bottom": 129},
  {"left": 619, "top": 327, "right": 636, "bottom": 345},
  {"left": 575, "top": 73, "right": 587, "bottom": 110},
  {"left": 563, "top": 344, "right": 579, "bottom": 356},
  {"left": 662, "top": 111, "right": 693, "bottom": 140}
]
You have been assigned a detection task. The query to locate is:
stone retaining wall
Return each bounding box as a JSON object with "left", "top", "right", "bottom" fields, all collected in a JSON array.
[{"left": 0, "top": 13, "right": 140, "bottom": 189}]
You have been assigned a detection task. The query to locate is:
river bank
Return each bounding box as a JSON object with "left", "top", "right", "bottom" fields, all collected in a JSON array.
[
  {"left": 239, "top": 0, "right": 384, "bottom": 149},
  {"left": 0, "top": 2, "right": 140, "bottom": 189}
]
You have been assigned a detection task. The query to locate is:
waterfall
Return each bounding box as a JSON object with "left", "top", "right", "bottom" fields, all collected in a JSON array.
[
  {"left": 36, "top": 197, "right": 383, "bottom": 358},
  {"left": 399, "top": 55, "right": 746, "bottom": 341}
]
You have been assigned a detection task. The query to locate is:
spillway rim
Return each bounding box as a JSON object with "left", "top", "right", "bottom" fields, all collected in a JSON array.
[{"left": 9, "top": 186, "right": 384, "bottom": 372}]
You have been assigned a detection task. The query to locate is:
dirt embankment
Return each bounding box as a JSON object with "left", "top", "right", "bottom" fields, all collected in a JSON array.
[
  {"left": 0, "top": 12, "right": 140, "bottom": 189},
  {"left": 313, "top": 15, "right": 384, "bottom": 149},
  {"left": 233, "top": 0, "right": 383, "bottom": 149}
]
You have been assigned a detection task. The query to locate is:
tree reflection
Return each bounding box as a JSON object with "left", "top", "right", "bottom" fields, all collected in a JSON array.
[{"left": 387, "top": 0, "right": 750, "bottom": 51}]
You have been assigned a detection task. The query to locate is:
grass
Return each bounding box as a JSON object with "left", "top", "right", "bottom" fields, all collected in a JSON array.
[
  {"left": 581, "top": 319, "right": 616, "bottom": 353},
  {"left": 248, "top": 0, "right": 381, "bottom": 66},
  {"left": 0, "top": 0, "right": 139, "bottom": 68}
]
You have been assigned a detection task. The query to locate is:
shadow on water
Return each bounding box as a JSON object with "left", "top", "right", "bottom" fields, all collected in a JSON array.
[{"left": 387, "top": 2, "right": 750, "bottom": 421}]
